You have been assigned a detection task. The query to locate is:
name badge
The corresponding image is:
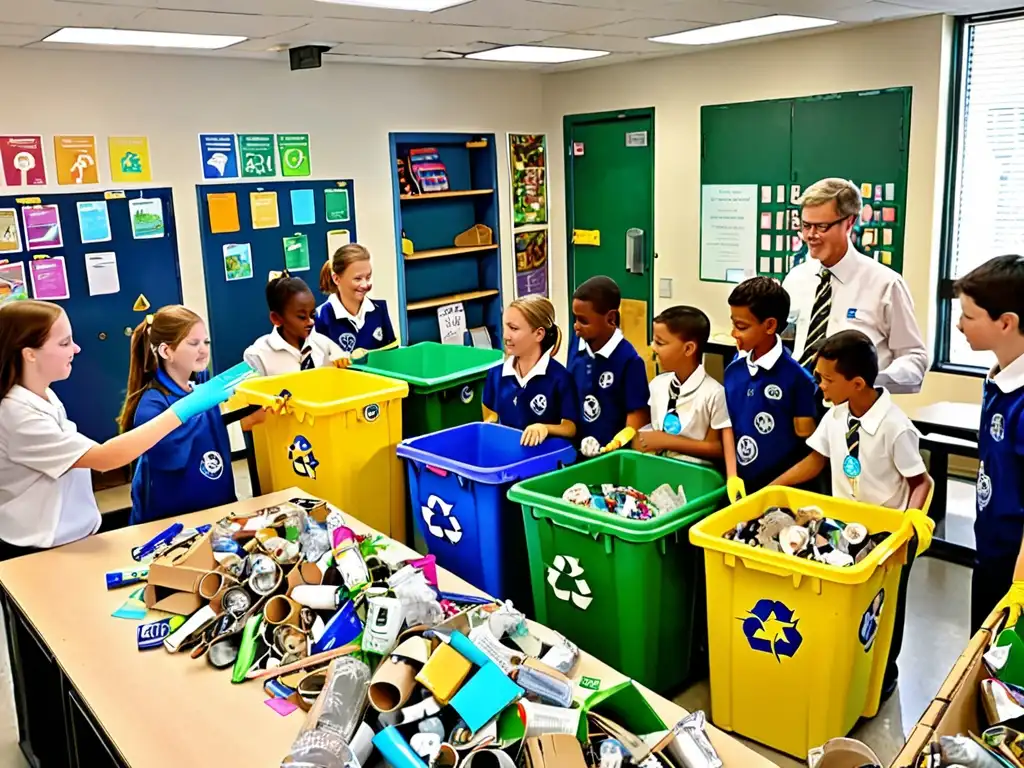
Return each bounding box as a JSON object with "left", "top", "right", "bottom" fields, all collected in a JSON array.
[
  {"left": 663, "top": 412, "right": 682, "bottom": 435},
  {"left": 847, "top": 308, "right": 858, "bottom": 319}
]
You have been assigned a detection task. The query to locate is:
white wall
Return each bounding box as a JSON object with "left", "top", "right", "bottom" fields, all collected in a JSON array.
[
  {"left": 0, "top": 47, "right": 545, "bottom": 339},
  {"left": 542, "top": 14, "right": 978, "bottom": 411}
]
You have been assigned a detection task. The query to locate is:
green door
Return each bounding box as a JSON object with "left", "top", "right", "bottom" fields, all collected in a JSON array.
[{"left": 565, "top": 109, "right": 655, "bottom": 332}]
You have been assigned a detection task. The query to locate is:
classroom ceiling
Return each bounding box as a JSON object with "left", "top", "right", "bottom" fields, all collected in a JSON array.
[{"left": 0, "top": 0, "right": 1018, "bottom": 71}]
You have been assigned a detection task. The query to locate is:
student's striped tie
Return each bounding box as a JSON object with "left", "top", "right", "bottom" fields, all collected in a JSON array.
[
  {"left": 300, "top": 345, "right": 314, "bottom": 370},
  {"left": 800, "top": 269, "right": 833, "bottom": 370},
  {"left": 846, "top": 417, "right": 861, "bottom": 460}
]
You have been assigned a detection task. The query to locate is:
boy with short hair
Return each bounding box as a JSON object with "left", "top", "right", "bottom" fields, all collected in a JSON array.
[
  {"left": 634, "top": 306, "right": 733, "bottom": 464},
  {"left": 568, "top": 276, "right": 650, "bottom": 456},
  {"left": 954, "top": 254, "right": 1024, "bottom": 631},
  {"left": 723, "top": 277, "right": 818, "bottom": 501}
]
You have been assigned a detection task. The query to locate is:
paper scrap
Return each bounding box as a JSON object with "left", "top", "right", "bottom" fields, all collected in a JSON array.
[
  {"left": 773, "top": 257, "right": 783, "bottom": 273},
  {"left": 265, "top": 698, "right": 299, "bottom": 716},
  {"left": 0, "top": 209, "right": 22, "bottom": 253},
  {"left": 30, "top": 257, "right": 70, "bottom": 301},
  {"left": 882, "top": 229, "right": 893, "bottom": 246},
  {"left": 327, "top": 229, "right": 350, "bottom": 257},
  {"left": 438, "top": 302, "right": 467, "bottom": 345},
  {"left": 881, "top": 251, "right": 892, "bottom": 266},
  {"left": 862, "top": 229, "right": 876, "bottom": 248},
  {"left": 112, "top": 587, "right": 148, "bottom": 620},
  {"left": 874, "top": 185, "right": 883, "bottom": 202},
  {"left": 208, "top": 192, "right": 241, "bottom": 234},
  {"left": 775, "top": 235, "right": 784, "bottom": 252},
  {"left": 760, "top": 186, "right": 772, "bottom": 203},
  {"left": 759, "top": 257, "right": 771, "bottom": 273},
  {"left": 573, "top": 229, "right": 600, "bottom": 246},
  {"left": 224, "top": 243, "right": 254, "bottom": 281},
  {"left": 290, "top": 189, "right": 316, "bottom": 226},
  {"left": 760, "top": 234, "right": 772, "bottom": 251},
  {"left": 860, "top": 182, "right": 873, "bottom": 198},
  {"left": 77, "top": 200, "right": 112, "bottom": 244},
  {"left": 325, "top": 188, "right": 350, "bottom": 223},
  {"left": 85, "top": 252, "right": 120, "bottom": 296},
  {"left": 882, "top": 207, "right": 896, "bottom": 223},
  {"left": 775, "top": 211, "right": 784, "bottom": 230},
  {"left": 776, "top": 185, "right": 785, "bottom": 204},
  {"left": 760, "top": 212, "right": 771, "bottom": 230},
  {"left": 885, "top": 183, "right": 896, "bottom": 201},
  {"left": 129, "top": 198, "right": 165, "bottom": 239},
  {"left": 0, "top": 261, "right": 28, "bottom": 305},
  {"left": 790, "top": 185, "right": 801, "bottom": 204},
  {"left": 283, "top": 234, "right": 310, "bottom": 272},
  {"left": 23, "top": 205, "right": 63, "bottom": 250},
  {"left": 251, "top": 191, "right": 280, "bottom": 230}
]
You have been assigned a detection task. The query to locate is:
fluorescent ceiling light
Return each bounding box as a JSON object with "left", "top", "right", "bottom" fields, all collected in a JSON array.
[
  {"left": 467, "top": 45, "right": 609, "bottom": 64},
  {"left": 44, "top": 27, "right": 246, "bottom": 49},
  {"left": 314, "top": 0, "right": 472, "bottom": 11},
  {"left": 649, "top": 15, "right": 836, "bottom": 46}
]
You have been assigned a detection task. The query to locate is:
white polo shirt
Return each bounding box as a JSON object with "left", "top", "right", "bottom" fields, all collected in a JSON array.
[
  {"left": 243, "top": 328, "right": 343, "bottom": 377},
  {"left": 782, "top": 244, "right": 928, "bottom": 394},
  {"left": 648, "top": 366, "right": 731, "bottom": 461},
  {"left": 0, "top": 385, "right": 102, "bottom": 548},
  {"left": 806, "top": 388, "right": 926, "bottom": 510}
]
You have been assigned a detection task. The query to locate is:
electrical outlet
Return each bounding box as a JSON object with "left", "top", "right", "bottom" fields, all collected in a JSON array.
[{"left": 659, "top": 278, "right": 672, "bottom": 298}]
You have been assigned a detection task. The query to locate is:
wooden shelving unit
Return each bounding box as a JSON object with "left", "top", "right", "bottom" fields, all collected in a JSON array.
[
  {"left": 405, "top": 244, "right": 498, "bottom": 261},
  {"left": 400, "top": 189, "right": 493, "bottom": 201},
  {"left": 407, "top": 289, "right": 500, "bottom": 312}
]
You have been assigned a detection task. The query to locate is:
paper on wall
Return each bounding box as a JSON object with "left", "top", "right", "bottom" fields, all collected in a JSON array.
[{"left": 437, "top": 302, "right": 467, "bottom": 345}]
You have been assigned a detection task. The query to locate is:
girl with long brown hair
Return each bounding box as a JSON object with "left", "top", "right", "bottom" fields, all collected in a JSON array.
[{"left": 314, "top": 243, "right": 397, "bottom": 359}]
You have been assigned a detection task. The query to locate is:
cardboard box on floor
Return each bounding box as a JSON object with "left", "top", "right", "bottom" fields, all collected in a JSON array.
[
  {"left": 890, "top": 608, "right": 1005, "bottom": 767},
  {"left": 142, "top": 532, "right": 216, "bottom": 615}
]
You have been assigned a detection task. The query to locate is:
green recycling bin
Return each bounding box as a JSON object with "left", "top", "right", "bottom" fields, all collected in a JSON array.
[{"left": 508, "top": 450, "right": 726, "bottom": 694}]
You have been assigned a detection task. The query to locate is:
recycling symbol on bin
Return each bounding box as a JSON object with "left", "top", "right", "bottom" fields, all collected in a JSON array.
[
  {"left": 547, "top": 555, "right": 593, "bottom": 611},
  {"left": 741, "top": 599, "right": 802, "bottom": 661},
  {"left": 421, "top": 495, "right": 463, "bottom": 544}
]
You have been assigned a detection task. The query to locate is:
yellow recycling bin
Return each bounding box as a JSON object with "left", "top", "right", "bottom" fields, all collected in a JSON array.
[
  {"left": 234, "top": 368, "right": 409, "bottom": 540},
  {"left": 689, "top": 488, "right": 916, "bottom": 758}
]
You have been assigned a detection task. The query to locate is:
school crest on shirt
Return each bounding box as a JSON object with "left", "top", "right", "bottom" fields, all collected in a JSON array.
[
  {"left": 977, "top": 462, "right": 992, "bottom": 510},
  {"left": 765, "top": 385, "right": 783, "bottom": 401},
  {"left": 199, "top": 451, "right": 224, "bottom": 480},
  {"left": 737, "top": 436, "right": 759, "bottom": 466},
  {"left": 373, "top": 327, "right": 384, "bottom": 342},
  {"left": 991, "top": 414, "right": 1006, "bottom": 442},
  {"left": 583, "top": 395, "right": 601, "bottom": 423},
  {"left": 754, "top": 412, "right": 775, "bottom": 435},
  {"left": 599, "top": 372, "right": 615, "bottom": 389},
  {"left": 530, "top": 394, "right": 548, "bottom": 416},
  {"left": 338, "top": 332, "right": 357, "bottom": 353}
]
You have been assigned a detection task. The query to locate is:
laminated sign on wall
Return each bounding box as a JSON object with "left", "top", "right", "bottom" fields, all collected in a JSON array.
[{"left": 437, "top": 302, "right": 467, "bottom": 345}]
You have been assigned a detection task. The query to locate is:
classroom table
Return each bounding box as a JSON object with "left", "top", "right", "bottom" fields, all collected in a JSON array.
[{"left": 0, "top": 489, "right": 778, "bottom": 768}]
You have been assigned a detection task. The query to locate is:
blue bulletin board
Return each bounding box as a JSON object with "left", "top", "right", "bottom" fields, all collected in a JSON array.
[
  {"left": 195, "top": 179, "right": 358, "bottom": 372},
  {"left": 0, "top": 188, "right": 183, "bottom": 442}
]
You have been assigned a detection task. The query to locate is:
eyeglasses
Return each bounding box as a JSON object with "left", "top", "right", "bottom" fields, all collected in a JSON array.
[{"left": 799, "top": 216, "right": 850, "bottom": 234}]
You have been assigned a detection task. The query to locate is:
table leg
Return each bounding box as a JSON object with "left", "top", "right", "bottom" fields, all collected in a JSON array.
[{"left": 928, "top": 448, "right": 949, "bottom": 532}]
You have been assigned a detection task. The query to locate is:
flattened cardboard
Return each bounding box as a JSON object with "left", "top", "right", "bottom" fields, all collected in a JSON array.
[
  {"left": 520, "top": 734, "right": 586, "bottom": 768},
  {"left": 142, "top": 585, "right": 203, "bottom": 615}
]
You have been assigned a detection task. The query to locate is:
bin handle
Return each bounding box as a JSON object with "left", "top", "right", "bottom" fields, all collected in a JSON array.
[
  {"left": 873, "top": 520, "right": 914, "bottom": 568},
  {"left": 533, "top": 510, "right": 598, "bottom": 539},
  {"left": 729, "top": 555, "right": 793, "bottom": 579},
  {"left": 426, "top": 465, "right": 448, "bottom": 478}
]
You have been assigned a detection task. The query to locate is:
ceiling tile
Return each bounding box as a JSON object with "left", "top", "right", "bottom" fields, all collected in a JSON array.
[
  {"left": 643, "top": 0, "right": 777, "bottom": 23},
  {"left": 828, "top": 1, "right": 927, "bottom": 21},
  {"left": 128, "top": 9, "right": 309, "bottom": 37},
  {"left": 725, "top": 0, "right": 868, "bottom": 14},
  {"left": 582, "top": 17, "right": 702, "bottom": 36},
  {"left": 0, "top": 0, "right": 146, "bottom": 27},
  {"left": 540, "top": 32, "right": 668, "bottom": 52},
  {"left": 325, "top": 52, "right": 431, "bottom": 65},
  {"left": 0, "top": 22, "right": 60, "bottom": 38},
  {"left": 0, "top": 34, "right": 43, "bottom": 46},
  {"left": 56, "top": 0, "right": 424, "bottom": 21},
  {"left": 547, "top": 0, "right": 682, "bottom": 9},
  {"left": 329, "top": 41, "right": 439, "bottom": 57},
  {"left": 427, "top": 0, "right": 634, "bottom": 31},
  {"left": 297, "top": 17, "right": 557, "bottom": 45}
]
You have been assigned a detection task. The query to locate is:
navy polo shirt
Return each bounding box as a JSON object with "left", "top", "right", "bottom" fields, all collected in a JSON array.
[
  {"left": 977, "top": 357, "right": 1024, "bottom": 560},
  {"left": 130, "top": 368, "right": 235, "bottom": 525},
  {"left": 567, "top": 329, "right": 649, "bottom": 445},
  {"left": 483, "top": 351, "right": 580, "bottom": 431},
  {"left": 314, "top": 294, "right": 396, "bottom": 355},
  {"left": 723, "top": 337, "right": 817, "bottom": 491}
]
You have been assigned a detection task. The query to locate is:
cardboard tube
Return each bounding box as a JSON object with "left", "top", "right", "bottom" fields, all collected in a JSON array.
[
  {"left": 198, "top": 571, "right": 236, "bottom": 601},
  {"left": 432, "top": 744, "right": 459, "bottom": 768},
  {"left": 291, "top": 585, "right": 340, "bottom": 611},
  {"left": 264, "top": 595, "right": 301, "bottom": 628},
  {"left": 369, "top": 659, "right": 419, "bottom": 713}
]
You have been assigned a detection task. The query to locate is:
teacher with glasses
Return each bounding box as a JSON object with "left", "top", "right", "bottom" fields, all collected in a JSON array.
[{"left": 782, "top": 177, "right": 928, "bottom": 394}]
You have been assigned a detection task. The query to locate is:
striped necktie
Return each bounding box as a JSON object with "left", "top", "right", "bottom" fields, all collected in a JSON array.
[
  {"left": 846, "top": 417, "right": 861, "bottom": 460},
  {"left": 300, "top": 344, "right": 314, "bottom": 370},
  {"left": 800, "top": 269, "right": 833, "bottom": 369}
]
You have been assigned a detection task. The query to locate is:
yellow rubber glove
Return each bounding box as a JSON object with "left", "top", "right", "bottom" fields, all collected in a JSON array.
[
  {"left": 905, "top": 508, "right": 935, "bottom": 555},
  {"left": 600, "top": 427, "right": 636, "bottom": 455},
  {"left": 996, "top": 581, "right": 1024, "bottom": 627},
  {"left": 726, "top": 476, "right": 746, "bottom": 504}
]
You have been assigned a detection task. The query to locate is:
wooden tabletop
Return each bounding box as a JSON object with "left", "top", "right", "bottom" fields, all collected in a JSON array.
[
  {"left": 0, "top": 489, "right": 777, "bottom": 768},
  {"left": 910, "top": 401, "right": 981, "bottom": 441}
]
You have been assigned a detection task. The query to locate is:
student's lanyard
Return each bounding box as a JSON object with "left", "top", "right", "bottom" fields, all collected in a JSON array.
[{"left": 663, "top": 377, "right": 682, "bottom": 435}]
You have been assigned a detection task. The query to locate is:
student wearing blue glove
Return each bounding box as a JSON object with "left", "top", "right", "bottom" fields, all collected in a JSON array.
[
  {"left": 119, "top": 306, "right": 260, "bottom": 525},
  {"left": 0, "top": 301, "right": 239, "bottom": 559}
]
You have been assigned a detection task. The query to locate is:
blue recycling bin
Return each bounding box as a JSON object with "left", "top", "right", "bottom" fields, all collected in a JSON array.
[{"left": 397, "top": 423, "right": 576, "bottom": 616}]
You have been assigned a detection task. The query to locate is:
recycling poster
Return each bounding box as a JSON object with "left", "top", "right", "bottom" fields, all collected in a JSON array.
[{"left": 201, "top": 134, "right": 313, "bottom": 180}]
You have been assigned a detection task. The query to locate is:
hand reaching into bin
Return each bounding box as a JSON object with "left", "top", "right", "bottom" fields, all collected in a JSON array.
[{"left": 521, "top": 423, "right": 549, "bottom": 447}]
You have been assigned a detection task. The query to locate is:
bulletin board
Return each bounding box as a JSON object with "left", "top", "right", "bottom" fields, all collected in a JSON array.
[
  {"left": 195, "top": 179, "right": 358, "bottom": 371},
  {"left": 699, "top": 87, "right": 912, "bottom": 281},
  {"left": 0, "top": 188, "right": 183, "bottom": 442}
]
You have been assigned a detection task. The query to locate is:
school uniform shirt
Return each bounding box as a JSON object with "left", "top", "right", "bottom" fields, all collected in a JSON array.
[
  {"left": 314, "top": 294, "right": 396, "bottom": 355},
  {"left": 724, "top": 336, "right": 818, "bottom": 490},
  {"left": 648, "top": 366, "right": 731, "bottom": 462},
  {"left": 243, "top": 327, "right": 344, "bottom": 377},
  {"left": 806, "top": 388, "right": 925, "bottom": 510},
  {"left": 567, "top": 329, "right": 650, "bottom": 446},
  {"left": 0, "top": 386, "right": 102, "bottom": 548},
  {"left": 976, "top": 354, "right": 1024, "bottom": 560},
  {"left": 130, "top": 368, "right": 236, "bottom": 525},
  {"left": 483, "top": 351, "right": 580, "bottom": 431},
  {"left": 782, "top": 243, "right": 928, "bottom": 394}
]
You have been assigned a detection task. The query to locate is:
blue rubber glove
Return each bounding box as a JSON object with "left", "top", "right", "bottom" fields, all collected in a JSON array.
[{"left": 170, "top": 362, "right": 254, "bottom": 423}]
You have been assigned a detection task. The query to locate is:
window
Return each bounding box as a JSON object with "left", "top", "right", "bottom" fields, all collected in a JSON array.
[{"left": 938, "top": 12, "right": 1024, "bottom": 371}]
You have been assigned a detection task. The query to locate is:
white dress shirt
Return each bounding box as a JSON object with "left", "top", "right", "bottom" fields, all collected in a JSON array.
[
  {"left": 647, "top": 365, "right": 731, "bottom": 462},
  {"left": 244, "top": 327, "right": 343, "bottom": 377},
  {"left": 782, "top": 243, "right": 928, "bottom": 394}
]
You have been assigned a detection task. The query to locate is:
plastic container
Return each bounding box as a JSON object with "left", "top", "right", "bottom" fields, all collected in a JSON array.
[
  {"left": 507, "top": 451, "right": 726, "bottom": 693},
  {"left": 234, "top": 368, "right": 408, "bottom": 540},
  {"left": 353, "top": 342, "right": 503, "bottom": 438},
  {"left": 397, "top": 423, "right": 576, "bottom": 614},
  {"left": 688, "top": 487, "right": 916, "bottom": 758}
]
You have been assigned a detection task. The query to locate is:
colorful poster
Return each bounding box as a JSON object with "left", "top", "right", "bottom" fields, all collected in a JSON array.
[
  {"left": 250, "top": 191, "right": 280, "bottom": 229},
  {"left": 77, "top": 200, "right": 112, "bottom": 244},
  {"left": 208, "top": 192, "right": 241, "bottom": 234},
  {"left": 238, "top": 134, "right": 276, "bottom": 178},
  {"left": 22, "top": 205, "right": 63, "bottom": 250},
  {"left": 84, "top": 251, "right": 120, "bottom": 296},
  {"left": 223, "top": 243, "right": 253, "bottom": 281},
  {"left": 277, "top": 134, "right": 311, "bottom": 178},
  {"left": 290, "top": 189, "right": 315, "bottom": 226},
  {"left": 0, "top": 136, "right": 46, "bottom": 186},
  {"left": 514, "top": 229, "right": 549, "bottom": 298},
  {"left": 108, "top": 136, "right": 152, "bottom": 183},
  {"left": 54, "top": 135, "right": 99, "bottom": 185},
  {"left": 199, "top": 134, "right": 239, "bottom": 180},
  {"left": 0, "top": 261, "right": 28, "bottom": 305},
  {"left": 283, "top": 233, "right": 310, "bottom": 272},
  {"left": 30, "top": 257, "right": 70, "bottom": 301},
  {"left": 0, "top": 209, "right": 22, "bottom": 254},
  {"left": 129, "top": 198, "right": 165, "bottom": 239},
  {"left": 325, "top": 189, "right": 350, "bottom": 223},
  {"left": 509, "top": 134, "right": 547, "bottom": 225}
]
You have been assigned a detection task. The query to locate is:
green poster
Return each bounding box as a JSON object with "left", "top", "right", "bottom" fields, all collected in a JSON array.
[
  {"left": 325, "top": 188, "right": 350, "bottom": 223},
  {"left": 238, "top": 134, "right": 276, "bottom": 178},
  {"left": 283, "top": 233, "right": 310, "bottom": 272},
  {"left": 277, "top": 134, "right": 311, "bottom": 177}
]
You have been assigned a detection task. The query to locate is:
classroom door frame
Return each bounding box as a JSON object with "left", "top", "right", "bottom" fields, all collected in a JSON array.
[{"left": 563, "top": 107, "right": 656, "bottom": 339}]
